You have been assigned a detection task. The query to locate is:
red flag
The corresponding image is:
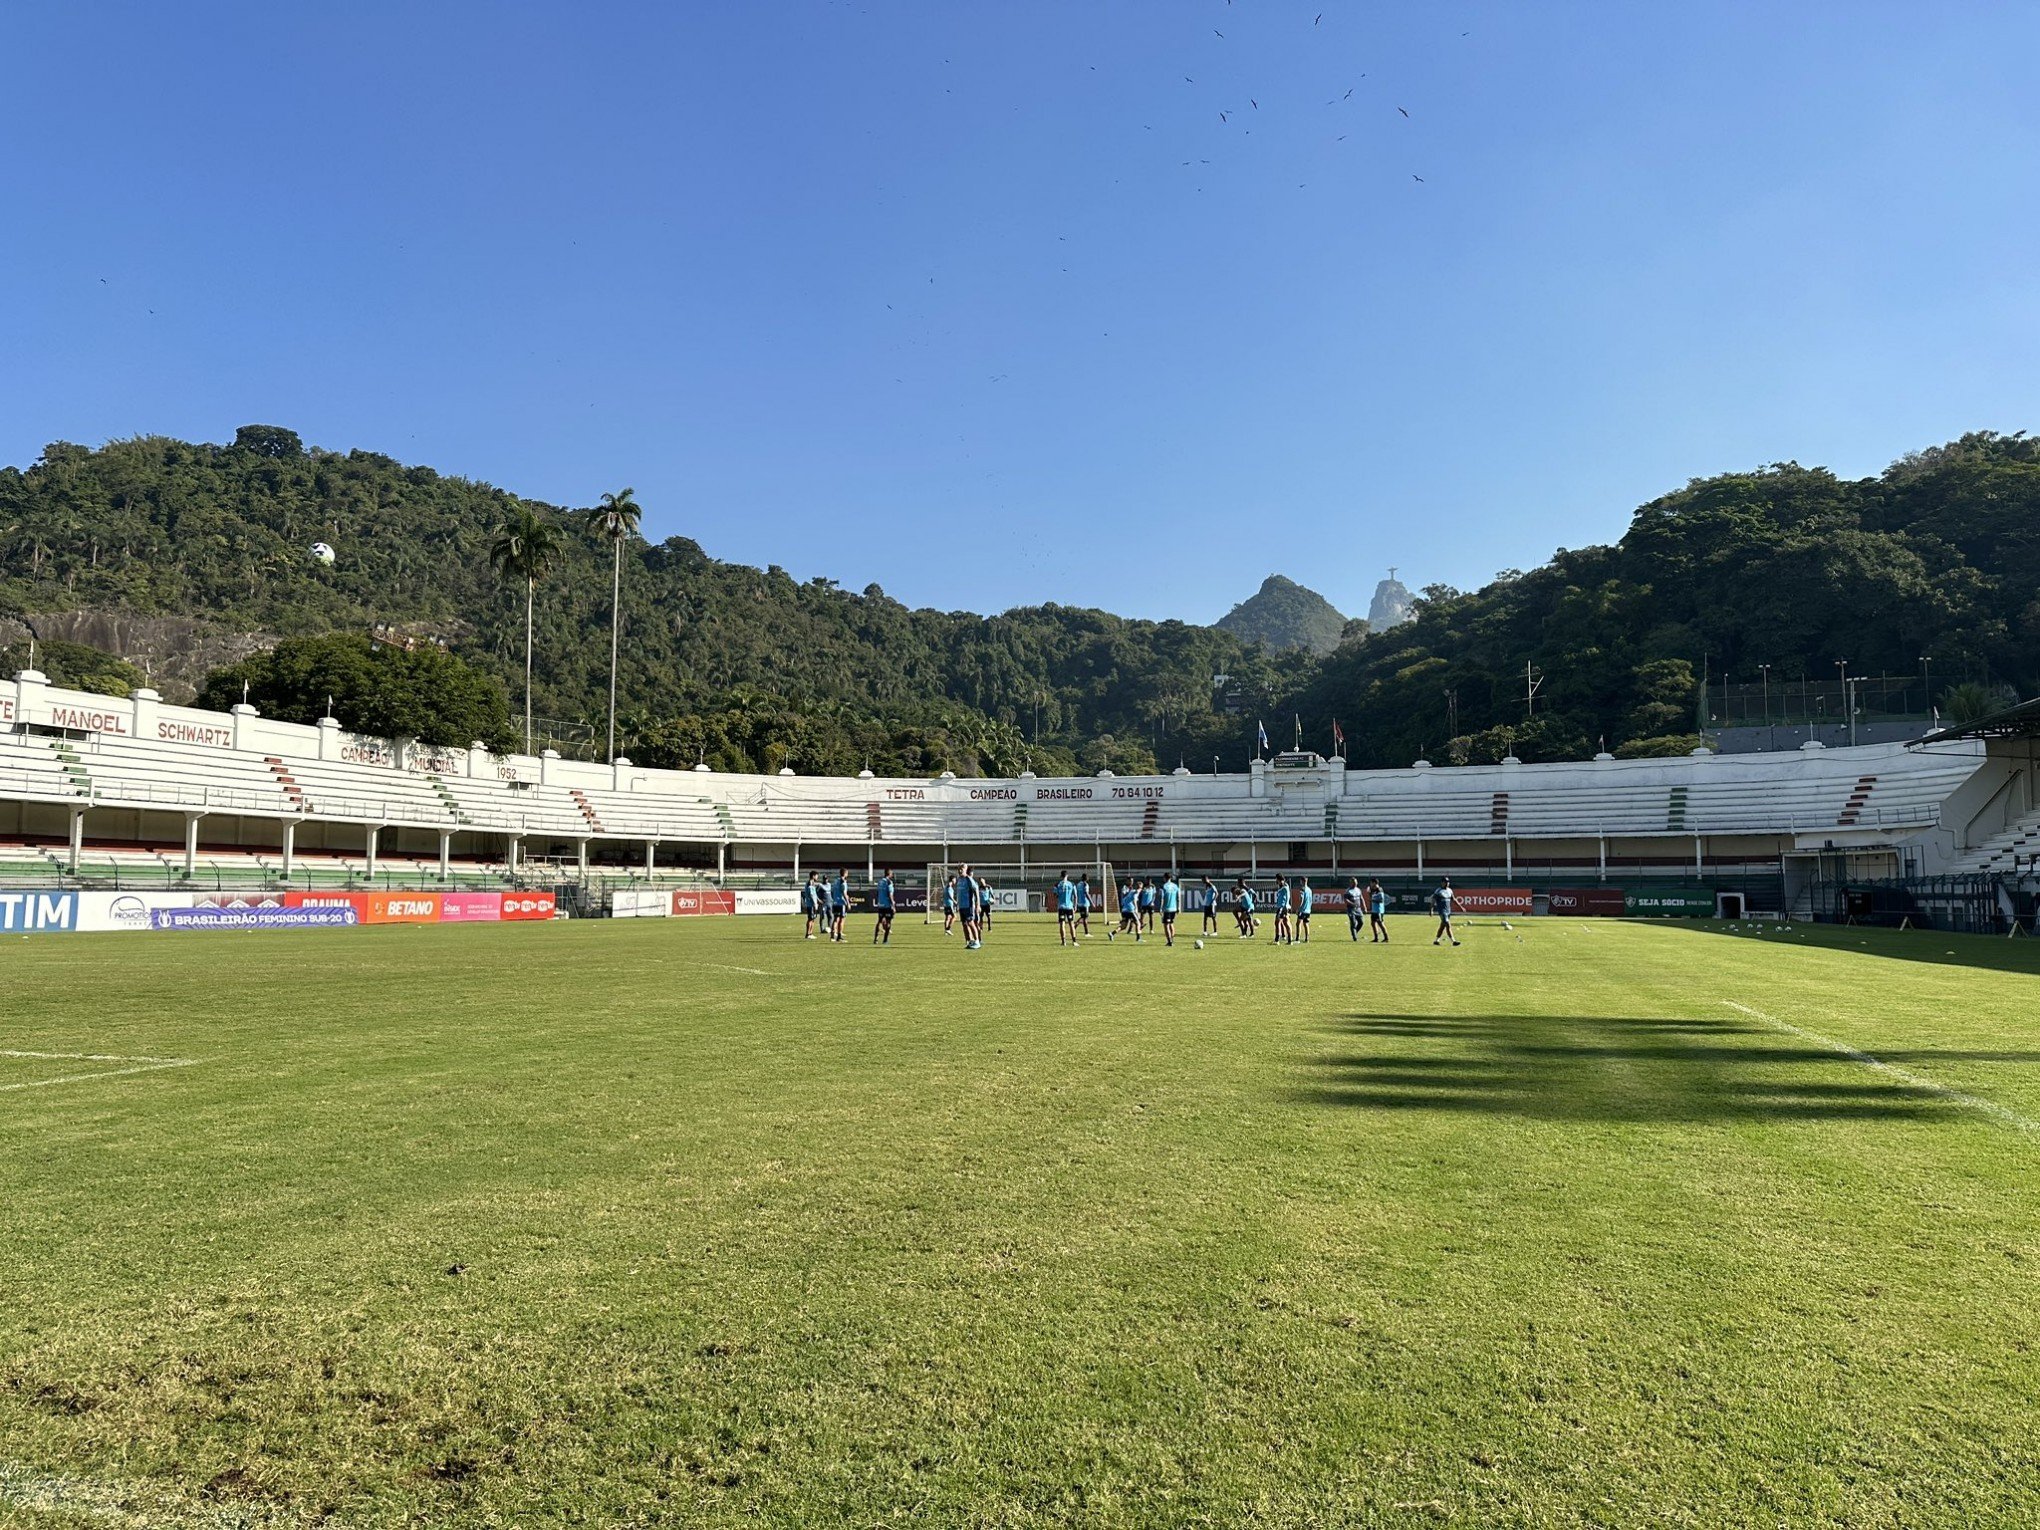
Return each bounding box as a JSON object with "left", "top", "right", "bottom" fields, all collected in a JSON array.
[{"left": 1332, "top": 719, "right": 1346, "bottom": 751}]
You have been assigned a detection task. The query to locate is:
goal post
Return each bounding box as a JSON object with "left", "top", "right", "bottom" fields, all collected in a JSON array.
[{"left": 920, "top": 857, "right": 1113, "bottom": 921}]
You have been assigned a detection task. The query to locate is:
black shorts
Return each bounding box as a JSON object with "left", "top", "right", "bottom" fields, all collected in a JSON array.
[
  {"left": 1163, "top": 911, "right": 1176, "bottom": 926},
  {"left": 1058, "top": 907, "right": 1075, "bottom": 920},
  {"left": 1298, "top": 911, "right": 1310, "bottom": 922}
]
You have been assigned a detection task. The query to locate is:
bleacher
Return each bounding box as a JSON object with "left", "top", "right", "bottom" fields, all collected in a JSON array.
[{"left": 1947, "top": 805, "right": 2040, "bottom": 876}]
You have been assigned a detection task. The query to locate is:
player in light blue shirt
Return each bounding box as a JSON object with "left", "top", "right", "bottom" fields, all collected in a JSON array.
[
  {"left": 1054, "top": 871, "right": 1078, "bottom": 948},
  {"left": 1075, "top": 873, "right": 1093, "bottom": 935},
  {"left": 1369, "top": 880, "right": 1390, "bottom": 943},
  {"left": 1234, "top": 881, "right": 1257, "bottom": 939},
  {"left": 954, "top": 864, "right": 981, "bottom": 949},
  {"left": 941, "top": 875, "right": 958, "bottom": 936},
  {"left": 1274, "top": 880, "right": 1293, "bottom": 946},
  {"left": 1160, "top": 873, "right": 1181, "bottom": 947},
  {"left": 829, "top": 870, "right": 849, "bottom": 944},
  {"left": 1296, "top": 878, "right": 1313, "bottom": 943},
  {"left": 1432, "top": 878, "right": 1459, "bottom": 947},
  {"left": 872, "top": 872, "right": 895, "bottom": 945}
]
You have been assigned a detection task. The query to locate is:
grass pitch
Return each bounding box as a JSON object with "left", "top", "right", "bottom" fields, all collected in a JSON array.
[{"left": 4, "top": 913, "right": 2039, "bottom": 1527}]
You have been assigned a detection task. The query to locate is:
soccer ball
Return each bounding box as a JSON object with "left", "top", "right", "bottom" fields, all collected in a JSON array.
[
  {"left": 309, "top": 541, "right": 337, "bottom": 566},
  {"left": 1194, "top": 939, "right": 1204, "bottom": 950}
]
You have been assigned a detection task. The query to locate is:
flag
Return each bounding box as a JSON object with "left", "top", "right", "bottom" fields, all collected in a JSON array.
[
  {"left": 1256, "top": 720, "right": 1269, "bottom": 754},
  {"left": 1332, "top": 719, "right": 1345, "bottom": 756}
]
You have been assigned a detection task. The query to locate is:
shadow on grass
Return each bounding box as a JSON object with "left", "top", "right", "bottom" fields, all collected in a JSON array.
[
  {"left": 1677, "top": 919, "right": 2040, "bottom": 977},
  {"left": 1293, "top": 1012, "right": 1977, "bottom": 1123}
]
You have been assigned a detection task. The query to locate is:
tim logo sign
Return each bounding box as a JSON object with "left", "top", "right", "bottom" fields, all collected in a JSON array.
[{"left": 0, "top": 892, "right": 79, "bottom": 932}]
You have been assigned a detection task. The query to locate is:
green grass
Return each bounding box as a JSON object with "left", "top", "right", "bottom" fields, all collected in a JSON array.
[{"left": 4, "top": 914, "right": 2040, "bottom": 1527}]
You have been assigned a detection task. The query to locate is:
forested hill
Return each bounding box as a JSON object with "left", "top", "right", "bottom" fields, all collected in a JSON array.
[
  {"left": 1289, "top": 431, "right": 2040, "bottom": 765},
  {"left": 1216, "top": 575, "right": 1351, "bottom": 656},
  {"left": 0, "top": 428, "right": 1284, "bottom": 775},
  {"left": 1, "top": 426, "right": 2035, "bottom": 774}
]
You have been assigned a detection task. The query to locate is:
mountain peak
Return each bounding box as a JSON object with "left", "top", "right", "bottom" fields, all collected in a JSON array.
[{"left": 1215, "top": 575, "right": 1348, "bottom": 656}]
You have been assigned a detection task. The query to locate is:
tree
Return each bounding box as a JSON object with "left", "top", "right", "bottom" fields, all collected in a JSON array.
[
  {"left": 196, "top": 633, "right": 514, "bottom": 749},
  {"left": 595, "top": 487, "right": 643, "bottom": 764},
  {"left": 488, "top": 503, "right": 565, "bottom": 754}
]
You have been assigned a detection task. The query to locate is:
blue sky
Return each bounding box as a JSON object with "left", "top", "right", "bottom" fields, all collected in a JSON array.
[{"left": 5, "top": 2, "right": 2037, "bottom": 623}]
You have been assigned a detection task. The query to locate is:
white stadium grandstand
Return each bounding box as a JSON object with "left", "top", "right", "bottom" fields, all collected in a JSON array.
[{"left": 4, "top": 666, "right": 2032, "bottom": 922}]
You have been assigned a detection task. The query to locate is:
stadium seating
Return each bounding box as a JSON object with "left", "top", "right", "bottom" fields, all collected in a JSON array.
[{"left": 1947, "top": 805, "right": 2040, "bottom": 876}]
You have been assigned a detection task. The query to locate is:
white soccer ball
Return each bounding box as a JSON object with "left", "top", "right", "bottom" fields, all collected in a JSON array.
[
  {"left": 1194, "top": 939, "right": 1204, "bottom": 950},
  {"left": 309, "top": 541, "right": 337, "bottom": 566}
]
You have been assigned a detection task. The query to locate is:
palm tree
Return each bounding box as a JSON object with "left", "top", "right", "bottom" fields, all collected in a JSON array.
[
  {"left": 488, "top": 503, "right": 566, "bottom": 754},
  {"left": 596, "top": 487, "right": 643, "bottom": 763}
]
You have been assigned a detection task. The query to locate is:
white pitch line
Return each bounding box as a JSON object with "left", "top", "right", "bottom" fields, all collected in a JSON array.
[
  {"left": 0, "top": 1050, "right": 197, "bottom": 1093},
  {"left": 705, "top": 963, "right": 770, "bottom": 977},
  {"left": 1722, "top": 1000, "right": 2038, "bottom": 1133}
]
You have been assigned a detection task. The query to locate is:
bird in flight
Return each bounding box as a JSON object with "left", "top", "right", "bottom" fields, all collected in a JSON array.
[
  {"left": 1214, "top": 29, "right": 1223, "bottom": 37},
  {"left": 1219, "top": 110, "right": 1228, "bottom": 122},
  {"left": 1251, "top": 98, "right": 1258, "bottom": 108},
  {"left": 1345, "top": 88, "right": 1354, "bottom": 98},
  {"left": 1397, "top": 106, "right": 1410, "bottom": 117},
  {"left": 1412, "top": 174, "right": 1425, "bottom": 182},
  {"left": 1314, "top": 13, "right": 1322, "bottom": 23}
]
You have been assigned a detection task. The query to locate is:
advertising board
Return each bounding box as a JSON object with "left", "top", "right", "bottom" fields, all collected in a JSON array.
[
  {"left": 670, "top": 890, "right": 737, "bottom": 916},
  {"left": 438, "top": 892, "right": 504, "bottom": 923},
  {"left": 1625, "top": 888, "right": 1716, "bottom": 917},
  {"left": 0, "top": 891, "right": 80, "bottom": 933},
  {"left": 1548, "top": 887, "right": 1627, "bottom": 917},
  {"left": 151, "top": 904, "right": 359, "bottom": 931},
  {"left": 500, "top": 891, "right": 556, "bottom": 921},
  {"left": 1455, "top": 887, "right": 1533, "bottom": 916},
  {"left": 733, "top": 890, "right": 803, "bottom": 916}
]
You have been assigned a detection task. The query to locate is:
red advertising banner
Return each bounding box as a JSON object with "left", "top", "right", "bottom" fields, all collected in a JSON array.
[
  {"left": 1456, "top": 887, "right": 1533, "bottom": 916},
  {"left": 500, "top": 891, "right": 556, "bottom": 921},
  {"left": 1548, "top": 887, "right": 1626, "bottom": 917},
  {"left": 670, "top": 889, "right": 736, "bottom": 917}
]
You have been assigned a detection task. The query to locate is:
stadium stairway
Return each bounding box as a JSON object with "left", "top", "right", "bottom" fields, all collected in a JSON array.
[
  {"left": 265, "top": 757, "right": 311, "bottom": 813},
  {"left": 45, "top": 737, "right": 93, "bottom": 798},
  {"left": 1948, "top": 805, "right": 2040, "bottom": 875},
  {"left": 1837, "top": 774, "right": 1878, "bottom": 827},
  {"left": 1489, "top": 792, "right": 1509, "bottom": 835},
  {"left": 570, "top": 788, "right": 606, "bottom": 835},
  {"left": 426, "top": 774, "right": 474, "bottom": 826}
]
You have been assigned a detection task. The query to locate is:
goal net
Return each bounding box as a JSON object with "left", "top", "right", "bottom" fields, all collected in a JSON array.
[{"left": 921, "top": 858, "right": 1113, "bottom": 922}]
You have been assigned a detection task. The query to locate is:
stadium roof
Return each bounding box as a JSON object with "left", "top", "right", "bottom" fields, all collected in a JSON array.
[{"left": 1915, "top": 694, "right": 2040, "bottom": 744}]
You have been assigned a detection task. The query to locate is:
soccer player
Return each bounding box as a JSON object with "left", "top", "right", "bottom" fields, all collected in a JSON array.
[
  {"left": 830, "top": 868, "right": 849, "bottom": 944},
  {"left": 872, "top": 870, "right": 895, "bottom": 944},
  {"left": 976, "top": 872, "right": 993, "bottom": 941},
  {"left": 1117, "top": 879, "right": 1140, "bottom": 938},
  {"left": 1201, "top": 876, "right": 1220, "bottom": 934},
  {"left": 955, "top": 863, "right": 980, "bottom": 949},
  {"left": 1369, "top": 879, "right": 1390, "bottom": 943},
  {"left": 1075, "top": 873, "right": 1093, "bottom": 935},
  {"left": 1273, "top": 878, "right": 1292, "bottom": 946},
  {"left": 801, "top": 872, "right": 821, "bottom": 940},
  {"left": 1236, "top": 880, "right": 1257, "bottom": 938},
  {"left": 1345, "top": 877, "right": 1365, "bottom": 941},
  {"left": 1296, "top": 877, "right": 1312, "bottom": 943},
  {"left": 1432, "top": 877, "right": 1460, "bottom": 946},
  {"left": 1160, "top": 871, "right": 1181, "bottom": 946},
  {"left": 1054, "top": 870, "right": 1078, "bottom": 947},
  {"left": 941, "top": 875, "right": 958, "bottom": 935},
  {"left": 1137, "top": 878, "right": 1155, "bottom": 934}
]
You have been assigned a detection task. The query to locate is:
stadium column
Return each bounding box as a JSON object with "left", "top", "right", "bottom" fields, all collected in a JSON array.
[
  {"left": 1599, "top": 833, "right": 1607, "bottom": 881},
  {"left": 1417, "top": 837, "right": 1425, "bottom": 879},
  {"left": 867, "top": 837, "right": 875, "bottom": 882},
  {"left": 365, "top": 826, "right": 379, "bottom": 878},
  {"left": 575, "top": 838, "right": 588, "bottom": 876},
  {"left": 67, "top": 806, "right": 84, "bottom": 872},
  {"left": 438, "top": 830, "right": 452, "bottom": 880},
  {"left": 1695, "top": 834, "right": 1703, "bottom": 875},
  {"left": 281, "top": 820, "right": 295, "bottom": 880},
  {"left": 182, "top": 811, "right": 202, "bottom": 878},
  {"left": 1506, "top": 836, "right": 1514, "bottom": 880},
  {"left": 717, "top": 839, "right": 727, "bottom": 884},
  {"left": 644, "top": 840, "right": 656, "bottom": 878}
]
